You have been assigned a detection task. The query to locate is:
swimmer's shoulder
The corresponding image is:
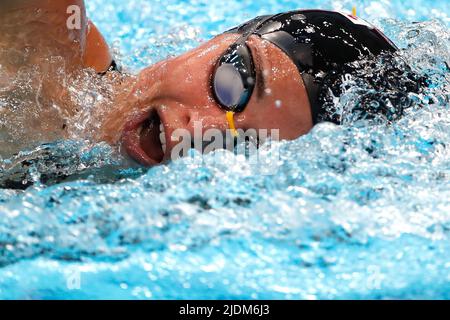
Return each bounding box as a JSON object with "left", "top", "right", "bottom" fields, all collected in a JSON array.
[
  {"left": 0, "top": 0, "right": 113, "bottom": 74},
  {"left": 84, "top": 21, "right": 114, "bottom": 74}
]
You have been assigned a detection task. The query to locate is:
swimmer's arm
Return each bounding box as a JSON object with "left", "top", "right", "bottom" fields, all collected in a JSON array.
[
  {"left": 0, "top": 0, "right": 113, "bottom": 155},
  {"left": 0, "top": 0, "right": 112, "bottom": 73}
]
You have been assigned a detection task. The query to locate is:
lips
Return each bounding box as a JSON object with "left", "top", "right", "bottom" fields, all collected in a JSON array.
[{"left": 122, "top": 108, "right": 167, "bottom": 166}]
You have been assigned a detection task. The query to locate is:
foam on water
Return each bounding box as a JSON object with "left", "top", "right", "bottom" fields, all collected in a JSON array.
[{"left": 0, "top": 0, "right": 449, "bottom": 299}]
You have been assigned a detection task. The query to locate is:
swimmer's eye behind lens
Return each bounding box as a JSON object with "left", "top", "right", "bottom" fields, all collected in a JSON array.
[{"left": 212, "top": 42, "right": 256, "bottom": 113}]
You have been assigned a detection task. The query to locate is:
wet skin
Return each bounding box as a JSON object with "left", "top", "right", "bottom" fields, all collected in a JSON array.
[
  {"left": 0, "top": 0, "right": 313, "bottom": 164},
  {"left": 100, "top": 34, "right": 313, "bottom": 165},
  {"left": 0, "top": 0, "right": 111, "bottom": 74},
  {"left": 0, "top": 0, "right": 113, "bottom": 156}
]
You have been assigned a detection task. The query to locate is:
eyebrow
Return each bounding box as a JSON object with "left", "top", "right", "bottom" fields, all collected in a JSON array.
[{"left": 248, "top": 43, "right": 268, "bottom": 101}]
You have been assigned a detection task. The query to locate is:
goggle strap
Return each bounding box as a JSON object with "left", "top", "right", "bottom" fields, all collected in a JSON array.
[{"left": 226, "top": 111, "right": 239, "bottom": 137}]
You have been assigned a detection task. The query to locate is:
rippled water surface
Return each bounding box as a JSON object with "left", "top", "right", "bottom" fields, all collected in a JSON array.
[{"left": 0, "top": 0, "right": 449, "bottom": 299}]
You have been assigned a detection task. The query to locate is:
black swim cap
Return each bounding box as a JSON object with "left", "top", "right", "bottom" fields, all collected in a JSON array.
[{"left": 225, "top": 10, "right": 398, "bottom": 124}]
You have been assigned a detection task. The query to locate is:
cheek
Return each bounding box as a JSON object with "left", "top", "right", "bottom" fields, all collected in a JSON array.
[
  {"left": 169, "top": 57, "right": 215, "bottom": 96},
  {"left": 239, "top": 82, "right": 312, "bottom": 139}
]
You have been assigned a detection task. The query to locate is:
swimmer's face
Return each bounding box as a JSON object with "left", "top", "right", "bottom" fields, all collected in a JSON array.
[{"left": 100, "top": 34, "right": 313, "bottom": 166}]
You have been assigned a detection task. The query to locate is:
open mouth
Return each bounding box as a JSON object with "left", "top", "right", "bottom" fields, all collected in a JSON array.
[{"left": 122, "top": 109, "right": 167, "bottom": 166}]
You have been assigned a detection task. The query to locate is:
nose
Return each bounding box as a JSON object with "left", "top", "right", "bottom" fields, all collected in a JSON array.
[{"left": 137, "top": 51, "right": 230, "bottom": 140}]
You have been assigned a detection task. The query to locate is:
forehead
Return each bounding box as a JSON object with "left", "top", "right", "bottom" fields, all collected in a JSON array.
[
  {"left": 186, "top": 34, "right": 240, "bottom": 59},
  {"left": 189, "top": 33, "right": 297, "bottom": 70}
]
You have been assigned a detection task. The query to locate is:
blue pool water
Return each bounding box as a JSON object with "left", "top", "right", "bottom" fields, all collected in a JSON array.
[{"left": 0, "top": 0, "right": 449, "bottom": 299}]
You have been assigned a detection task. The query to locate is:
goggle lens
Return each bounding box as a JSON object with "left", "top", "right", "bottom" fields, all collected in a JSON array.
[{"left": 212, "top": 42, "right": 255, "bottom": 113}]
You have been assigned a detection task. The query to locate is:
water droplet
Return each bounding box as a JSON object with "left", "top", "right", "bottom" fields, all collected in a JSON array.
[{"left": 291, "top": 14, "right": 307, "bottom": 21}]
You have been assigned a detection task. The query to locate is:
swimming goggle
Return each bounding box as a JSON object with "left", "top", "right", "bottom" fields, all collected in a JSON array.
[
  {"left": 212, "top": 38, "right": 256, "bottom": 113},
  {"left": 212, "top": 16, "right": 276, "bottom": 114},
  {"left": 212, "top": 17, "right": 277, "bottom": 136}
]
